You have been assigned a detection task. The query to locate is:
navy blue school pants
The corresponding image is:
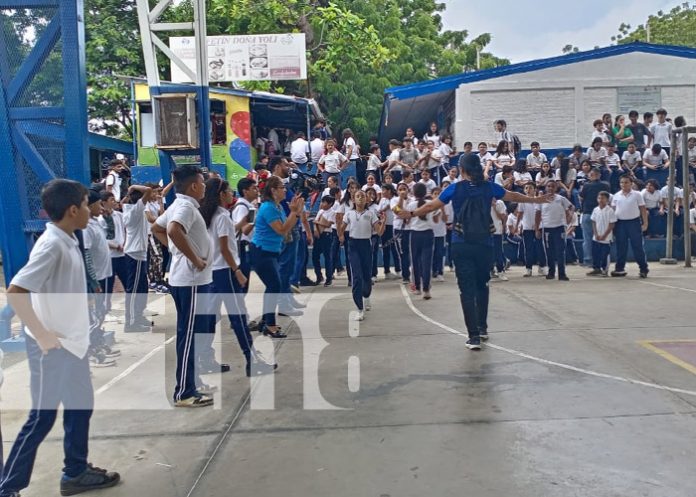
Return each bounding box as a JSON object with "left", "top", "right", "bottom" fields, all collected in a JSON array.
[
  {"left": 170, "top": 283, "right": 212, "bottom": 401},
  {"left": 238, "top": 241, "right": 251, "bottom": 294},
  {"left": 312, "top": 232, "right": 334, "bottom": 283},
  {"left": 0, "top": 338, "right": 92, "bottom": 496},
  {"left": 491, "top": 234, "right": 505, "bottom": 272},
  {"left": 105, "top": 255, "right": 128, "bottom": 312},
  {"left": 124, "top": 255, "right": 148, "bottom": 326},
  {"left": 212, "top": 268, "right": 253, "bottom": 362},
  {"left": 381, "top": 225, "right": 400, "bottom": 275},
  {"left": 522, "top": 229, "right": 547, "bottom": 269},
  {"left": 592, "top": 241, "right": 611, "bottom": 271},
  {"left": 398, "top": 229, "right": 412, "bottom": 281},
  {"left": 614, "top": 218, "right": 648, "bottom": 273},
  {"left": 410, "top": 230, "right": 434, "bottom": 291},
  {"left": 330, "top": 230, "right": 344, "bottom": 273},
  {"left": 432, "top": 236, "right": 445, "bottom": 276},
  {"left": 543, "top": 226, "right": 567, "bottom": 278},
  {"left": 371, "top": 235, "right": 380, "bottom": 278},
  {"left": 250, "top": 244, "right": 282, "bottom": 327},
  {"left": 348, "top": 238, "right": 373, "bottom": 310},
  {"left": 451, "top": 242, "right": 492, "bottom": 338}
]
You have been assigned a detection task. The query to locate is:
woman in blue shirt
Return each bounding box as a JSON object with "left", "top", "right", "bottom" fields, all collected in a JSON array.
[
  {"left": 398, "top": 154, "right": 551, "bottom": 350},
  {"left": 251, "top": 176, "right": 304, "bottom": 337}
]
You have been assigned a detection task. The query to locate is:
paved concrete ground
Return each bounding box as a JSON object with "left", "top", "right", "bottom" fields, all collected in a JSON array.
[{"left": 2, "top": 263, "right": 696, "bottom": 497}]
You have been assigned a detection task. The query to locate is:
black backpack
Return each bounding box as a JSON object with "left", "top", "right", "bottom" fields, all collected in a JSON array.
[
  {"left": 453, "top": 181, "right": 495, "bottom": 242},
  {"left": 511, "top": 134, "right": 522, "bottom": 155}
]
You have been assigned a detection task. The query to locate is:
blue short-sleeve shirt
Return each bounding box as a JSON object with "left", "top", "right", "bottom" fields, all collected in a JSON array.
[
  {"left": 253, "top": 201, "right": 286, "bottom": 253},
  {"left": 439, "top": 180, "right": 507, "bottom": 243}
]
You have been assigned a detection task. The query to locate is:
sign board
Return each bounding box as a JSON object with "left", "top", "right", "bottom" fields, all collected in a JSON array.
[
  {"left": 169, "top": 34, "right": 307, "bottom": 83},
  {"left": 617, "top": 86, "right": 662, "bottom": 115}
]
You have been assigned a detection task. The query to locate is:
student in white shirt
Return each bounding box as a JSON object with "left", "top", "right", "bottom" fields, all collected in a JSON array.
[
  {"left": 587, "top": 190, "right": 617, "bottom": 276},
  {"left": 660, "top": 177, "right": 685, "bottom": 238},
  {"left": 535, "top": 181, "right": 573, "bottom": 280},
  {"left": 365, "top": 187, "right": 382, "bottom": 282},
  {"left": 641, "top": 179, "right": 663, "bottom": 238},
  {"left": 493, "top": 141, "right": 516, "bottom": 172},
  {"left": 422, "top": 121, "right": 441, "bottom": 148},
  {"left": 491, "top": 198, "right": 509, "bottom": 280},
  {"left": 430, "top": 186, "right": 448, "bottom": 282},
  {"left": 650, "top": 109, "right": 672, "bottom": 151},
  {"left": 384, "top": 139, "right": 403, "bottom": 183},
  {"left": 103, "top": 158, "right": 128, "bottom": 201},
  {"left": 338, "top": 190, "right": 385, "bottom": 320},
  {"left": 231, "top": 178, "right": 258, "bottom": 289},
  {"left": 477, "top": 142, "right": 494, "bottom": 178},
  {"left": 312, "top": 195, "right": 337, "bottom": 286},
  {"left": 406, "top": 183, "right": 437, "bottom": 299},
  {"left": 610, "top": 175, "right": 649, "bottom": 278},
  {"left": 151, "top": 165, "right": 215, "bottom": 408},
  {"left": 366, "top": 144, "right": 382, "bottom": 181},
  {"left": 643, "top": 144, "right": 670, "bottom": 171},
  {"left": 122, "top": 183, "right": 153, "bottom": 332},
  {"left": 591, "top": 119, "right": 610, "bottom": 147},
  {"left": 318, "top": 138, "right": 348, "bottom": 185},
  {"left": 418, "top": 168, "right": 437, "bottom": 194},
  {"left": 290, "top": 132, "right": 310, "bottom": 171},
  {"left": 438, "top": 134, "right": 455, "bottom": 171},
  {"left": 605, "top": 143, "right": 622, "bottom": 192},
  {"left": 309, "top": 131, "right": 325, "bottom": 166},
  {"left": 404, "top": 127, "right": 419, "bottom": 146},
  {"left": 341, "top": 128, "right": 360, "bottom": 188},
  {"left": 200, "top": 177, "right": 276, "bottom": 378},
  {"left": 621, "top": 142, "right": 642, "bottom": 176},
  {"left": 392, "top": 182, "right": 412, "bottom": 284},
  {"left": 98, "top": 191, "right": 127, "bottom": 317},
  {"left": 513, "top": 163, "right": 533, "bottom": 189},
  {"left": 5, "top": 179, "right": 120, "bottom": 497},
  {"left": 587, "top": 137, "right": 607, "bottom": 167},
  {"left": 446, "top": 166, "right": 461, "bottom": 184},
  {"left": 379, "top": 184, "right": 400, "bottom": 280},
  {"left": 423, "top": 140, "right": 443, "bottom": 182},
  {"left": 362, "top": 173, "right": 382, "bottom": 196},
  {"left": 525, "top": 141, "right": 548, "bottom": 173}
]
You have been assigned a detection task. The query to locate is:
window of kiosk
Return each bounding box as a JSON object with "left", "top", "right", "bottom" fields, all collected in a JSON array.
[{"left": 210, "top": 99, "right": 227, "bottom": 145}]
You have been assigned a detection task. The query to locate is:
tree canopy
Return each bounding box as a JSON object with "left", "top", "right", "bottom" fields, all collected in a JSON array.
[
  {"left": 84, "top": 0, "right": 508, "bottom": 144},
  {"left": 612, "top": 2, "right": 696, "bottom": 47}
]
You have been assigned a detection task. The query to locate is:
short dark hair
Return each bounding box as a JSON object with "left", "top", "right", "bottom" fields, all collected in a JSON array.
[
  {"left": 628, "top": 110, "right": 639, "bottom": 118},
  {"left": 237, "top": 177, "right": 256, "bottom": 197},
  {"left": 311, "top": 130, "right": 321, "bottom": 139},
  {"left": 646, "top": 179, "right": 659, "bottom": 189},
  {"left": 651, "top": 143, "right": 662, "bottom": 154},
  {"left": 502, "top": 165, "right": 514, "bottom": 174},
  {"left": 370, "top": 144, "right": 380, "bottom": 152},
  {"left": 320, "top": 195, "right": 335, "bottom": 206},
  {"left": 269, "top": 156, "right": 285, "bottom": 171},
  {"left": 41, "top": 179, "right": 88, "bottom": 222},
  {"left": 643, "top": 112, "right": 653, "bottom": 119},
  {"left": 173, "top": 165, "right": 203, "bottom": 194},
  {"left": 478, "top": 142, "right": 487, "bottom": 147},
  {"left": 329, "top": 187, "right": 341, "bottom": 196},
  {"left": 592, "top": 137, "right": 603, "bottom": 146},
  {"left": 598, "top": 191, "right": 611, "bottom": 200},
  {"left": 389, "top": 139, "right": 401, "bottom": 147},
  {"left": 296, "top": 131, "right": 305, "bottom": 139},
  {"left": 108, "top": 158, "right": 123, "bottom": 169},
  {"left": 656, "top": 108, "right": 667, "bottom": 116},
  {"left": 100, "top": 190, "right": 115, "bottom": 202},
  {"left": 382, "top": 184, "right": 396, "bottom": 195},
  {"left": 674, "top": 115, "right": 686, "bottom": 128},
  {"left": 530, "top": 141, "right": 540, "bottom": 148}
]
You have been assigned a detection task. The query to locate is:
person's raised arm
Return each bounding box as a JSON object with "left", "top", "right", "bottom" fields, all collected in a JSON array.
[
  {"left": 162, "top": 174, "right": 175, "bottom": 197},
  {"left": 269, "top": 197, "right": 303, "bottom": 236}
]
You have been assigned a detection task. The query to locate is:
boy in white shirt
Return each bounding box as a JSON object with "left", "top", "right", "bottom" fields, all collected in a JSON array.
[
  {"left": 587, "top": 191, "right": 616, "bottom": 276},
  {"left": 312, "top": 195, "right": 336, "bottom": 286},
  {"left": 525, "top": 141, "right": 548, "bottom": 173},
  {"left": 232, "top": 178, "right": 258, "bottom": 292},
  {"left": 290, "top": 131, "right": 310, "bottom": 172},
  {"left": 4, "top": 179, "right": 120, "bottom": 497},
  {"left": 621, "top": 142, "right": 642, "bottom": 176},
  {"left": 491, "top": 198, "right": 509, "bottom": 280},
  {"left": 643, "top": 144, "right": 670, "bottom": 171},
  {"left": 591, "top": 119, "right": 610, "bottom": 147},
  {"left": 660, "top": 177, "right": 684, "bottom": 238},
  {"left": 535, "top": 181, "right": 573, "bottom": 281},
  {"left": 151, "top": 165, "right": 215, "bottom": 408},
  {"left": 122, "top": 183, "right": 153, "bottom": 332},
  {"left": 517, "top": 183, "right": 547, "bottom": 276},
  {"left": 366, "top": 144, "right": 382, "bottom": 179},
  {"left": 477, "top": 142, "right": 494, "bottom": 177},
  {"left": 99, "top": 190, "right": 127, "bottom": 319},
  {"left": 650, "top": 108, "right": 672, "bottom": 152},
  {"left": 383, "top": 139, "right": 403, "bottom": 183},
  {"left": 418, "top": 168, "right": 437, "bottom": 194}
]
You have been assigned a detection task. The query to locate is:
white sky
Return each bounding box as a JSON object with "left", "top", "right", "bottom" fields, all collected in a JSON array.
[{"left": 441, "top": 0, "right": 680, "bottom": 63}]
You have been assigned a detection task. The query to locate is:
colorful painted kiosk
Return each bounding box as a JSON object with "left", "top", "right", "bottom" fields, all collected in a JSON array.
[{"left": 131, "top": 80, "right": 325, "bottom": 185}]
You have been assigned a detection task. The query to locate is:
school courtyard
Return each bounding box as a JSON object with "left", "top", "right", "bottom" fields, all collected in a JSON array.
[{"left": 2, "top": 263, "right": 696, "bottom": 497}]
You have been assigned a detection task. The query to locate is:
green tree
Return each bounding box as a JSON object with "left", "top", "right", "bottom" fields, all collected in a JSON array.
[{"left": 612, "top": 3, "right": 696, "bottom": 47}]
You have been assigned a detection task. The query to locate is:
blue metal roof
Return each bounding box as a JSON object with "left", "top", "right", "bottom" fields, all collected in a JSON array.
[{"left": 385, "top": 42, "right": 696, "bottom": 101}]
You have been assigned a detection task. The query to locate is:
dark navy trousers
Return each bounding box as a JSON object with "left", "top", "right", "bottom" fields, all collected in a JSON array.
[
  {"left": 543, "top": 226, "right": 566, "bottom": 278},
  {"left": 124, "top": 255, "right": 148, "bottom": 326},
  {"left": 614, "top": 217, "right": 648, "bottom": 273},
  {"left": 522, "top": 229, "right": 547, "bottom": 269},
  {"left": 212, "top": 268, "right": 253, "bottom": 362},
  {"left": 410, "top": 230, "right": 434, "bottom": 291},
  {"left": 348, "top": 238, "right": 373, "bottom": 310}
]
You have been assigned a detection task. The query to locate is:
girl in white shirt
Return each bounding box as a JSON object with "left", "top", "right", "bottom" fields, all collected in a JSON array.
[
  {"left": 200, "top": 178, "right": 275, "bottom": 377},
  {"left": 406, "top": 183, "right": 437, "bottom": 299},
  {"left": 392, "top": 182, "right": 412, "bottom": 284},
  {"left": 338, "top": 190, "right": 385, "bottom": 320},
  {"left": 431, "top": 187, "right": 448, "bottom": 282},
  {"left": 365, "top": 187, "right": 381, "bottom": 282},
  {"left": 422, "top": 121, "right": 441, "bottom": 148},
  {"left": 493, "top": 141, "right": 516, "bottom": 171}
]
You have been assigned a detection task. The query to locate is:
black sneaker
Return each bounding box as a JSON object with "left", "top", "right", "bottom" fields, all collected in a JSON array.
[
  {"left": 586, "top": 269, "right": 602, "bottom": 276},
  {"left": 479, "top": 329, "right": 489, "bottom": 341},
  {"left": 466, "top": 338, "right": 481, "bottom": 350},
  {"left": 246, "top": 355, "right": 278, "bottom": 377},
  {"left": 299, "top": 277, "right": 316, "bottom": 286},
  {"left": 545, "top": 274, "right": 555, "bottom": 280},
  {"left": 610, "top": 270, "right": 627, "bottom": 277},
  {"left": 639, "top": 271, "right": 648, "bottom": 279},
  {"left": 60, "top": 464, "right": 120, "bottom": 496},
  {"left": 100, "top": 345, "right": 121, "bottom": 358},
  {"left": 559, "top": 275, "right": 570, "bottom": 281},
  {"left": 199, "top": 361, "right": 231, "bottom": 374}
]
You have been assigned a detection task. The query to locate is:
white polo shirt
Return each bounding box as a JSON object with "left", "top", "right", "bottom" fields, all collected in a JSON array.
[
  {"left": 362, "top": 183, "right": 382, "bottom": 194},
  {"left": 11, "top": 223, "right": 90, "bottom": 359},
  {"left": 660, "top": 185, "right": 684, "bottom": 201},
  {"left": 540, "top": 194, "right": 572, "bottom": 229},
  {"left": 155, "top": 194, "right": 213, "bottom": 287},
  {"left": 591, "top": 205, "right": 617, "bottom": 244},
  {"left": 378, "top": 197, "right": 394, "bottom": 226},
  {"left": 641, "top": 189, "right": 661, "bottom": 210},
  {"left": 343, "top": 208, "right": 378, "bottom": 239},
  {"left": 419, "top": 178, "right": 436, "bottom": 194},
  {"left": 406, "top": 200, "right": 434, "bottom": 231},
  {"left": 611, "top": 189, "right": 645, "bottom": 220},
  {"left": 290, "top": 138, "right": 309, "bottom": 164},
  {"left": 231, "top": 198, "right": 256, "bottom": 243},
  {"left": 123, "top": 200, "right": 149, "bottom": 261},
  {"left": 319, "top": 151, "right": 347, "bottom": 174},
  {"left": 210, "top": 206, "right": 240, "bottom": 270},
  {"left": 105, "top": 171, "right": 122, "bottom": 201},
  {"left": 310, "top": 138, "right": 325, "bottom": 163},
  {"left": 315, "top": 208, "right": 334, "bottom": 233},
  {"left": 526, "top": 152, "right": 548, "bottom": 169},
  {"left": 643, "top": 149, "right": 668, "bottom": 167},
  {"left": 517, "top": 203, "right": 539, "bottom": 231},
  {"left": 491, "top": 200, "right": 507, "bottom": 235},
  {"left": 84, "top": 217, "right": 112, "bottom": 281},
  {"left": 650, "top": 121, "right": 672, "bottom": 148},
  {"left": 344, "top": 137, "right": 360, "bottom": 160},
  {"left": 99, "top": 210, "right": 126, "bottom": 258}
]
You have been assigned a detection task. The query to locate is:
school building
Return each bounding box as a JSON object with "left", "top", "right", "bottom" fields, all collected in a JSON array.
[{"left": 379, "top": 42, "right": 696, "bottom": 150}]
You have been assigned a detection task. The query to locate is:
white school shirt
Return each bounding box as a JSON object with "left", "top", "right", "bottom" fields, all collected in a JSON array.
[
  {"left": 688, "top": 146, "right": 696, "bottom": 166},
  {"left": 319, "top": 151, "right": 347, "bottom": 173},
  {"left": 290, "top": 138, "right": 310, "bottom": 164},
  {"left": 514, "top": 171, "right": 533, "bottom": 184},
  {"left": 343, "top": 208, "right": 378, "bottom": 239},
  {"left": 366, "top": 154, "right": 381, "bottom": 171},
  {"left": 444, "top": 202, "right": 454, "bottom": 225},
  {"left": 622, "top": 150, "right": 642, "bottom": 168},
  {"left": 540, "top": 194, "right": 572, "bottom": 229},
  {"left": 146, "top": 201, "right": 160, "bottom": 224},
  {"left": 506, "top": 212, "right": 518, "bottom": 235},
  {"left": 591, "top": 130, "right": 609, "bottom": 143},
  {"left": 491, "top": 200, "right": 506, "bottom": 235},
  {"left": 605, "top": 153, "right": 620, "bottom": 168},
  {"left": 406, "top": 200, "right": 434, "bottom": 231},
  {"left": 99, "top": 211, "right": 126, "bottom": 258},
  {"left": 155, "top": 194, "right": 213, "bottom": 287},
  {"left": 478, "top": 152, "right": 493, "bottom": 169},
  {"left": 526, "top": 152, "right": 548, "bottom": 169},
  {"left": 641, "top": 189, "right": 662, "bottom": 209},
  {"left": 362, "top": 183, "right": 382, "bottom": 194},
  {"left": 642, "top": 149, "right": 668, "bottom": 167},
  {"left": 334, "top": 201, "right": 354, "bottom": 232},
  {"left": 105, "top": 171, "right": 122, "bottom": 202},
  {"left": 419, "top": 178, "right": 437, "bottom": 194},
  {"left": 611, "top": 190, "right": 645, "bottom": 220},
  {"left": 232, "top": 198, "right": 256, "bottom": 243},
  {"left": 84, "top": 217, "right": 112, "bottom": 281},
  {"left": 210, "top": 206, "right": 240, "bottom": 270},
  {"left": 423, "top": 134, "right": 441, "bottom": 148},
  {"left": 591, "top": 205, "right": 617, "bottom": 244},
  {"left": 690, "top": 207, "right": 696, "bottom": 225},
  {"left": 391, "top": 197, "right": 409, "bottom": 230},
  {"left": 315, "top": 208, "right": 334, "bottom": 234},
  {"left": 344, "top": 137, "right": 360, "bottom": 160},
  {"left": 660, "top": 185, "right": 684, "bottom": 201},
  {"left": 650, "top": 122, "right": 672, "bottom": 148},
  {"left": 494, "top": 153, "right": 515, "bottom": 168},
  {"left": 10, "top": 223, "right": 90, "bottom": 359},
  {"left": 122, "top": 200, "right": 149, "bottom": 261},
  {"left": 378, "top": 197, "right": 394, "bottom": 226},
  {"left": 310, "top": 138, "right": 325, "bottom": 163},
  {"left": 517, "top": 203, "right": 539, "bottom": 231},
  {"left": 438, "top": 143, "right": 453, "bottom": 165},
  {"left": 432, "top": 207, "right": 447, "bottom": 237},
  {"left": 587, "top": 147, "right": 607, "bottom": 164},
  {"left": 427, "top": 149, "right": 442, "bottom": 170}
]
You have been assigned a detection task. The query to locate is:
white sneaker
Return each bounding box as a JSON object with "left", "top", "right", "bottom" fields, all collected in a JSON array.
[
  {"left": 385, "top": 273, "right": 399, "bottom": 280},
  {"left": 354, "top": 310, "right": 365, "bottom": 321},
  {"left": 524, "top": 269, "right": 532, "bottom": 277},
  {"left": 371, "top": 277, "right": 377, "bottom": 284},
  {"left": 498, "top": 272, "right": 509, "bottom": 281},
  {"left": 436, "top": 275, "right": 445, "bottom": 282},
  {"left": 538, "top": 267, "right": 547, "bottom": 276},
  {"left": 364, "top": 297, "right": 372, "bottom": 311},
  {"left": 103, "top": 313, "right": 120, "bottom": 323}
]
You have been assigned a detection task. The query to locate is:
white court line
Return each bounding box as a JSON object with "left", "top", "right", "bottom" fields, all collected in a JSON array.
[
  {"left": 399, "top": 285, "right": 696, "bottom": 398},
  {"left": 639, "top": 280, "right": 696, "bottom": 294},
  {"left": 95, "top": 336, "right": 175, "bottom": 395}
]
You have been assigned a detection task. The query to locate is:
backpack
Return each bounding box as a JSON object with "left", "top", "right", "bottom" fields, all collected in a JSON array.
[
  {"left": 511, "top": 134, "right": 522, "bottom": 155},
  {"left": 453, "top": 182, "right": 495, "bottom": 242}
]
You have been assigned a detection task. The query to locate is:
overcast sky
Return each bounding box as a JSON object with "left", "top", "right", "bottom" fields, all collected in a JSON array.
[{"left": 441, "top": 0, "right": 680, "bottom": 63}]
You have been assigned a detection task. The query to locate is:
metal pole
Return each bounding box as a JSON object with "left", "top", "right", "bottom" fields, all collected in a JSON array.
[
  {"left": 193, "top": 0, "right": 211, "bottom": 169},
  {"left": 660, "top": 130, "right": 678, "bottom": 263},
  {"left": 683, "top": 129, "right": 692, "bottom": 267}
]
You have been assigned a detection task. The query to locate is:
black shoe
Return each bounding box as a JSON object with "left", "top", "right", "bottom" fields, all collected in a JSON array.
[
  {"left": 246, "top": 355, "right": 278, "bottom": 377},
  {"left": 199, "top": 361, "right": 231, "bottom": 374},
  {"left": 315, "top": 275, "right": 325, "bottom": 285},
  {"left": 261, "top": 325, "right": 287, "bottom": 339},
  {"left": 586, "top": 269, "right": 602, "bottom": 276},
  {"left": 639, "top": 271, "right": 648, "bottom": 278},
  {"left": 545, "top": 274, "right": 555, "bottom": 280},
  {"left": 60, "top": 464, "right": 120, "bottom": 496},
  {"left": 479, "top": 329, "right": 489, "bottom": 341},
  {"left": 123, "top": 324, "right": 150, "bottom": 333},
  {"left": 610, "top": 270, "right": 627, "bottom": 277},
  {"left": 466, "top": 338, "right": 481, "bottom": 350},
  {"left": 559, "top": 275, "right": 570, "bottom": 281},
  {"left": 248, "top": 320, "right": 260, "bottom": 332},
  {"left": 299, "top": 277, "right": 316, "bottom": 286}
]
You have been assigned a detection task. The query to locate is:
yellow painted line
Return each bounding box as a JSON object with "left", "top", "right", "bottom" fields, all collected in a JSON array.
[
  {"left": 639, "top": 340, "right": 696, "bottom": 376},
  {"left": 640, "top": 339, "right": 696, "bottom": 344}
]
